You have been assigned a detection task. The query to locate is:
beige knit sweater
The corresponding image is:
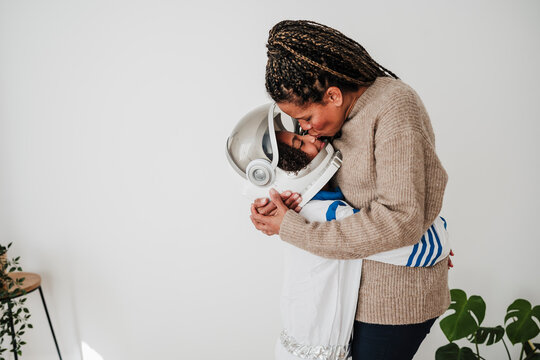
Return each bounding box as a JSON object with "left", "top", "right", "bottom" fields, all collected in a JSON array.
[{"left": 279, "top": 76, "right": 450, "bottom": 325}]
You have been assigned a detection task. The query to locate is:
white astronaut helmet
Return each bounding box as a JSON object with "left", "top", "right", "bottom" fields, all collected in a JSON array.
[{"left": 225, "top": 103, "right": 342, "bottom": 207}]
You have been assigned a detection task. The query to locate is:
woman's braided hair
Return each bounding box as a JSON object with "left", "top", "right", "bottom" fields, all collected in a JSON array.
[{"left": 266, "top": 20, "right": 399, "bottom": 105}]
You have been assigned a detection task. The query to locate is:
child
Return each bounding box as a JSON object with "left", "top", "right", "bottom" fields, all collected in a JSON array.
[{"left": 273, "top": 131, "right": 450, "bottom": 360}]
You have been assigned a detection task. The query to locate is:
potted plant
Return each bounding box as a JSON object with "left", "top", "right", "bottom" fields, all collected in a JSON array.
[
  {"left": 436, "top": 288, "right": 540, "bottom": 360},
  {"left": 0, "top": 243, "right": 33, "bottom": 360}
]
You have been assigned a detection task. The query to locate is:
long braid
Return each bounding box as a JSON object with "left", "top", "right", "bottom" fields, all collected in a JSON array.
[{"left": 266, "top": 20, "right": 399, "bottom": 104}]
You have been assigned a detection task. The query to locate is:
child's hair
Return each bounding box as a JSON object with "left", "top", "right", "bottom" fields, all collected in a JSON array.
[
  {"left": 277, "top": 141, "right": 311, "bottom": 173},
  {"left": 265, "top": 20, "right": 398, "bottom": 105}
]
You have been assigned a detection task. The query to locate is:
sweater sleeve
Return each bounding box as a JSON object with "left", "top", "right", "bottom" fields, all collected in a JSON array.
[{"left": 278, "top": 130, "right": 428, "bottom": 260}]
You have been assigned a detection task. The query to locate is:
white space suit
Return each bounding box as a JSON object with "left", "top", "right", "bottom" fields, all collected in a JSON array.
[{"left": 275, "top": 188, "right": 450, "bottom": 360}]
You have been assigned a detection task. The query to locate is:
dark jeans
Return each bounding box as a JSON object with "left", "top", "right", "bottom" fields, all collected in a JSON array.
[{"left": 351, "top": 317, "right": 437, "bottom": 360}]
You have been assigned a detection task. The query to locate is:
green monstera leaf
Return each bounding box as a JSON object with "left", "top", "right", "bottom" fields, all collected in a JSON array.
[
  {"left": 435, "top": 343, "right": 479, "bottom": 360},
  {"left": 504, "top": 299, "right": 540, "bottom": 345},
  {"left": 440, "top": 289, "right": 486, "bottom": 342},
  {"left": 467, "top": 325, "right": 505, "bottom": 345}
]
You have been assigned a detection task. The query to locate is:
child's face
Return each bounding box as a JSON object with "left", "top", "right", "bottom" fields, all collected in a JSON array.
[{"left": 276, "top": 131, "right": 325, "bottom": 160}]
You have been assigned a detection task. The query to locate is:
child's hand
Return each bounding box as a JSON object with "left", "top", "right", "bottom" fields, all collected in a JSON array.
[
  {"left": 250, "top": 188, "right": 299, "bottom": 236},
  {"left": 253, "top": 191, "right": 302, "bottom": 215},
  {"left": 253, "top": 197, "right": 277, "bottom": 216}
]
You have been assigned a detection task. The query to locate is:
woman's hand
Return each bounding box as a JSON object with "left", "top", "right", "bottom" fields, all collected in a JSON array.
[
  {"left": 448, "top": 249, "right": 454, "bottom": 269},
  {"left": 252, "top": 190, "right": 302, "bottom": 216},
  {"left": 250, "top": 188, "right": 297, "bottom": 236}
]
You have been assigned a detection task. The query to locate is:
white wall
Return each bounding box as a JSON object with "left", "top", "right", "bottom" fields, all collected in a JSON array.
[{"left": 0, "top": 0, "right": 538, "bottom": 359}]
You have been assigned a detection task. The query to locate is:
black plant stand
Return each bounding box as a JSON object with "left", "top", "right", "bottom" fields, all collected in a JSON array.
[{"left": 1, "top": 272, "right": 62, "bottom": 360}]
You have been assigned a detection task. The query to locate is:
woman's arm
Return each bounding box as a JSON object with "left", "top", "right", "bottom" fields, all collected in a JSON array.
[{"left": 251, "top": 130, "right": 445, "bottom": 260}]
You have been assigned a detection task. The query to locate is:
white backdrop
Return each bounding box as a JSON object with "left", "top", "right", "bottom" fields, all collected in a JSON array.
[{"left": 1, "top": 0, "right": 539, "bottom": 359}]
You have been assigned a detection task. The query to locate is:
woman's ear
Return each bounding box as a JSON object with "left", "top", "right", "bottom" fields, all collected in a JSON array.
[{"left": 325, "top": 87, "right": 344, "bottom": 107}]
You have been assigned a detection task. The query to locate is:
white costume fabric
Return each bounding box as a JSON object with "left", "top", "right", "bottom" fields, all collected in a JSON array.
[{"left": 275, "top": 188, "right": 450, "bottom": 360}]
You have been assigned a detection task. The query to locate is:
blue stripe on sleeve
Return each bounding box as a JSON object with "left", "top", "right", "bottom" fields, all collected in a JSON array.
[
  {"left": 440, "top": 216, "right": 447, "bottom": 230},
  {"left": 326, "top": 201, "right": 347, "bottom": 221},
  {"left": 422, "top": 228, "right": 435, "bottom": 266},
  {"left": 414, "top": 235, "right": 428, "bottom": 267},
  {"left": 429, "top": 225, "right": 443, "bottom": 266},
  {"left": 406, "top": 243, "right": 419, "bottom": 267}
]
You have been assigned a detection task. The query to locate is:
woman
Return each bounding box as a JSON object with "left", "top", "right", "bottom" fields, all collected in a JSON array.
[{"left": 250, "top": 20, "right": 452, "bottom": 360}]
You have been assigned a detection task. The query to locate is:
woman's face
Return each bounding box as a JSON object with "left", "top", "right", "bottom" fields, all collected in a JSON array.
[
  {"left": 277, "top": 101, "right": 346, "bottom": 138},
  {"left": 277, "top": 86, "right": 367, "bottom": 138},
  {"left": 276, "top": 131, "right": 325, "bottom": 160}
]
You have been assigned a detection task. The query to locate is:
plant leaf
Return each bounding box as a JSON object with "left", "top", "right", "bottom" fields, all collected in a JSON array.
[
  {"left": 469, "top": 325, "right": 505, "bottom": 345},
  {"left": 505, "top": 299, "right": 540, "bottom": 344},
  {"left": 436, "top": 343, "right": 479, "bottom": 360},
  {"left": 440, "top": 289, "right": 486, "bottom": 342}
]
